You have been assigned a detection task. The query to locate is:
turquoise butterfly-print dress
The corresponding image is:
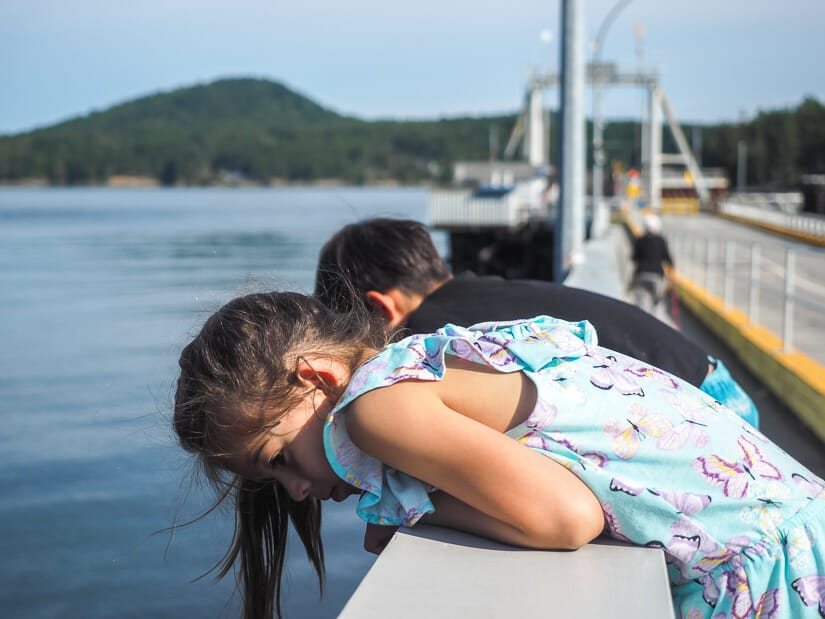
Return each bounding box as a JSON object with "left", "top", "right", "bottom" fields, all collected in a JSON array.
[{"left": 322, "top": 316, "right": 825, "bottom": 618}]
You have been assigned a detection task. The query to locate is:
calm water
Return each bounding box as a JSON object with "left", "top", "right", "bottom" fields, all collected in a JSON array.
[{"left": 0, "top": 187, "right": 439, "bottom": 618}]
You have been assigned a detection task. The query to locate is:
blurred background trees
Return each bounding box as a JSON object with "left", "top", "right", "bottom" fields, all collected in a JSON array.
[{"left": 0, "top": 78, "right": 821, "bottom": 188}]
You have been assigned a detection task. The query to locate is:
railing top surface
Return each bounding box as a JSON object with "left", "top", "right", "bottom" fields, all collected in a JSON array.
[{"left": 340, "top": 525, "right": 674, "bottom": 619}]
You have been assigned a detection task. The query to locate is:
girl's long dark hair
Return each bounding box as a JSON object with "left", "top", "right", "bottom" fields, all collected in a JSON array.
[
  {"left": 173, "top": 291, "right": 382, "bottom": 618},
  {"left": 220, "top": 480, "right": 323, "bottom": 619}
]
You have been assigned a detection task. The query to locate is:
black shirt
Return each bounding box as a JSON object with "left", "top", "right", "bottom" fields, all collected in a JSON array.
[
  {"left": 404, "top": 272, "right": 708, "bottom": 387},
  {"left": 632, "top": 233, "right": 673, "bottom": 276}
]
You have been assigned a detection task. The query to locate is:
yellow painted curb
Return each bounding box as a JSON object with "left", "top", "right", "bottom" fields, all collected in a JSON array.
[
  {"left": 718, "top": 213, "right": 825, "bottom": 248},
  {"left": 675, "top": 273, "right": 825, "bottom": 443}
]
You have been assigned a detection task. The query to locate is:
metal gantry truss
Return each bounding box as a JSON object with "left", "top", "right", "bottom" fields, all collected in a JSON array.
[{"left": 505, "top": 62, "right": 711, "bottom": 210}]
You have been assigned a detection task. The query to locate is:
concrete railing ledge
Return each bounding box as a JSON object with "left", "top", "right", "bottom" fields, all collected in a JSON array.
[{"left": 340, "top": 525, "right": 674, "bottom": 618}]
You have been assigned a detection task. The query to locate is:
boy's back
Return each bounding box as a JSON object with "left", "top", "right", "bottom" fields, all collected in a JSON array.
[{"left": 404, "top": 271, "right": 709, "bottom": 387}]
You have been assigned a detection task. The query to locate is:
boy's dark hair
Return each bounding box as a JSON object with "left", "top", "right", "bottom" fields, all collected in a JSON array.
[{"left": 314, "top": 218, "right": 451, "bottom": 314}]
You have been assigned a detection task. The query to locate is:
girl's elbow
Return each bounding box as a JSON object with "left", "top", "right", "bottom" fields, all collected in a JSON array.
[
  {"left": 563, "top": 519, "right": 603, "bottom": 549},
  {"left": 524, "top": 506, "right": 603, "bottom": 550},
  {"left": 566, "top": 502, "right": 604, "bottom": 547},
  {"left": 544, "top": 524, "right": 598, "bottom": 550}
]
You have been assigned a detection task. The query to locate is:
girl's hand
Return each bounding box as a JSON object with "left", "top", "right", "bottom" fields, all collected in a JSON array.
[{"left": 363, "top": 523, "right": 398, "bottom": 554}]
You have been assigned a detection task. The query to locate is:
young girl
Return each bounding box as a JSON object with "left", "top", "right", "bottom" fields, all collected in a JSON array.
[{"left": 174, "top": 291, "right": 825, "bottom": 619}]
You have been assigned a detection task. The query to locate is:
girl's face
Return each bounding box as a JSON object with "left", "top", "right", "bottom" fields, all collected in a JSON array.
[{"left": 229, "top": 389, "right": 359, "bottom": 503}]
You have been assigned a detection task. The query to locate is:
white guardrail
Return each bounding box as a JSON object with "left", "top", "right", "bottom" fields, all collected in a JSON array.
[
  {"left": 719, "top": 200, "right": 825, "bottom": 241},
  {"left": 428, "top": 183, "right": 550, "bottom": 230},
  {"left": 428, "top": 190, "right": 525, "bottom": 228},
  {"left": 668, "top": 230, "right": 825, "bottom": 364}
]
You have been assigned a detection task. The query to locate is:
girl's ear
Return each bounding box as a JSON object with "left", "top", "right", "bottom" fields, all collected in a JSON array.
[{"left": 295, "top": 357, "right": 345, "bottom": 398}]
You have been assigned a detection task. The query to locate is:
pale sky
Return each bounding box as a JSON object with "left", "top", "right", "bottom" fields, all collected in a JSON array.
[{"left": 1, "top": 0, "right": 824, "bottom": 135}]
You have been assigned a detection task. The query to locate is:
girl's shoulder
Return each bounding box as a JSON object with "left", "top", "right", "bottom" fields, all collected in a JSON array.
[
  {"left": 345, "top": 341, "right": 542, "bottom": 450},
  {"left": 338, "top": 314, "right": 597, "bottom": 417},
  {"left": 345, "top": 377, "right": 441, "bottom": 437},
  {"left": 343, "top": 333, "right": 449, "bottom": 401}
]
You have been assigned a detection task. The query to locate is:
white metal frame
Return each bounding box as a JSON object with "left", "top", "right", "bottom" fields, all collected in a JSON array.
[
  {"left": 670, "top": 232, "right": 825, "bottom": 360},
  {"left": 506, "top": 67, "right": 711, "bottom": 210}
]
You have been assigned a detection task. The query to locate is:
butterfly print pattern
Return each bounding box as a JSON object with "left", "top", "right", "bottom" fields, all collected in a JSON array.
[
  {"left": 524, "top": 321, "right": 592, "bottom": 357},
  {"left": 524, "top": 399, "right": 558, "bottom": 432},
  {"left": 692, "top": 436, "right": 783, "bottom": 498},
  {"left": 740, "top": 498, "right": 785, "bottom": 534},
  {"left": 657, "top": 392, "right": 712, "bottom": 451},
  {"left": 625, "top": 363, "right": 680, "bottom": 390},
  {"left": 544, "top": 432, "right": 607, "bottom": 471},
  {"left": 604, "top": 403, "right": 672, "bottom": 459},
  {"left": 792, "top": 575, "right": 825, "bottom": 616},
  {"left": 752, "top": 589, "right": 780, "bottom": 619},
  {"left": 793, "top": 473, "right": 825, "bottom": 501},
  {"left": 387, "top": 339, "right": 443, "bottom": 382},
  {"left": 535, "top": 365, "right": 587, "bottom": 404},
  {"left": 718, "top": 566, "right": 782, "bottom": 619},
  {"left": 345, "top": 357, "right": 389, "bottom": 396},
  {"left": 600, "top": 500, "right": 632, "bottom": 543},
  {"left": 588, "top": 350, "right": 645, "bottom": 395},
  {"left": 448, "top": 338, "right": 486, "bottom": 364},
  {"left": 785, "top": 524, "right": 818, "bottom": 571},
  {"left": 650, "top": 488, "right": 713, "bottom": 516},
  {"left": 609, "top": 477, "right": 643, "bottom": 496}
]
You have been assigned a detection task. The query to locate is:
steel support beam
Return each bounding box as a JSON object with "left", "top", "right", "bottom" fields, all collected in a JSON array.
[{"left": 555, "top": 0, "right": 586, "bottom": 282}]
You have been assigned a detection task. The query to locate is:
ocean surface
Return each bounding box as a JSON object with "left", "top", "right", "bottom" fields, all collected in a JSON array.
[{"left": 0, "top": 187, "right": 442, "bottom": 618}]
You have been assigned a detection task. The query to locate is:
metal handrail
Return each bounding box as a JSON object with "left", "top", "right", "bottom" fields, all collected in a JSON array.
[
  {"left": 670, "top": 233, "right": 825, "bottom": 358},
  {"left": 720, "top": 200, "right": 825, "bottom": 241}
]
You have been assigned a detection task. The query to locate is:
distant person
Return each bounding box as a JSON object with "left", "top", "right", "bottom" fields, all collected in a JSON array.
[
  {"left": 173, "top": 290, "right": 825, "bottom": 619},
  {"left": 630, "top": 213, "right": 674, "bottom": 318},
  {"left": 314, "top": 218, "right": 760, "bottom": 428}
]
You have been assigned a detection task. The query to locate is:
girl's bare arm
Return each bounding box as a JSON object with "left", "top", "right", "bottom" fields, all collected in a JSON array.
[{"left": 345, "top": 379, "right": 604, "bottom": 550}]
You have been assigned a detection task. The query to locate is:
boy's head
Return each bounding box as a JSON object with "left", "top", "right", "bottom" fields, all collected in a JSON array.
[
  {"left": 644, "top": 213, "right": 662, "bottom": 234},
  {"left": 314, "top": 218, "right": 452, "bottom": 329}
]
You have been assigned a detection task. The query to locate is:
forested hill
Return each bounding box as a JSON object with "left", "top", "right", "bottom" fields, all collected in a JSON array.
[
  {"left": 0, "top": 77, "right": 823, "bottom": 187},
  {"left": 0, "top": 77, "right": 513, "bottom": 186}
]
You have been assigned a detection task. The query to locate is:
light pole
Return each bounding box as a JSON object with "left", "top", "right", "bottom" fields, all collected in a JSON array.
[
  {"left": 540, "top": 29, "right": 553, "bottom": 169},
  {"left": 554, "top": 0, "right": 586, "bottom": 282},
  {"left": 737, "top": 140, "right": 747, "bottom": 194},
  {"left": 591, "top": 0, "right": 634, "bottom": 216}
]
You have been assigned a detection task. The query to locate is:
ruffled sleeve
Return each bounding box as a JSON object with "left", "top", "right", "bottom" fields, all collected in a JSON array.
[
  {"left": 324, "top": 414, "right": 438, "bottom": 525},
  {"left": 323, "top": 335, "right": 446, "bottom": 526},
  {"left": 441, "top": 315, "right": 596, "bottom": 372}
]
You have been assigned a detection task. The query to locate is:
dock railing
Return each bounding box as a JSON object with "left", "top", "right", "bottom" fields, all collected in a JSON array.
[
  {"left": 428, "top": 179, "right": 550, "bottom": 230},
  {"left": 668, "top": 233, "right": 825, "bottom": 365},
  {"left": 719, "top": 199, "right": 825, "bottom": 244}
]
